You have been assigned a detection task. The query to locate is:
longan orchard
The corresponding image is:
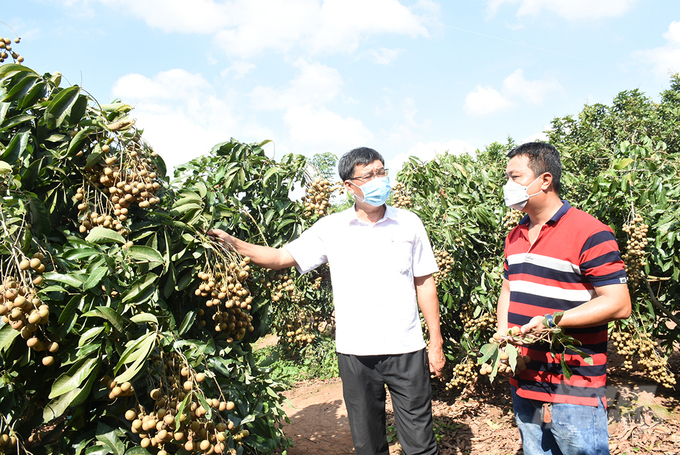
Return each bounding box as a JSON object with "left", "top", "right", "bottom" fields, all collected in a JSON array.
[
  {"left": 396, "top": 78, "right": 680, "bottom": 391},
  {"left": 1, "top": 34, "right": 680, "bottom": 455},
  {"left": 0, "top": 48, "right": 337, "bottom": 454}
]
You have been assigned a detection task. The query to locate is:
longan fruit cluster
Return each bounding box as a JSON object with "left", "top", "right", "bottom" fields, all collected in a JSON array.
[
  {"left": 621, "top": 214, "right": 648, "bottom": 286},
  {"left": 265, "top": 271, "right": 296, "bottom": 303},
  {"left": 0, "top": 433, "right": 18, "bottom": 453},
  {"left": 612, "top": 329, "right": 676, "bottom": 388},
  {"left": 433, "top": 249, "right": 454, "bottom": 285},
  {"left": 479, "top": 331, "right": 531, "bottom": 378},
  {"left": 611, "top": 330, "right": 635, "bottom": 369},
  {"left": 460, "top": 305, "right": 495, "bottom": 333},
  {"left": 391, "top": 181, "right": 412, "bottom": 208},
  {"left": 282, "top": 320, "right": 317, "bottom": 348},
  {"left": 445, "top": 358, "right": 477, "bottom": 390},
  {"left": 0, "top": 253, "right": 57, "bottom": 365},
  {"left": 100, "top": 375, "right": 135, "bottom": 400},
  {"left": 0, "top": 36, "right": 23, "bottom": 64},
  {"left": 76, "top": 141, "right": 161, "bottom": 235},
  {"left": 195, "top": 253, "right": 255, "bottom": 342},
  {"left": 637, "top": 333, "right": 676, "bottom": 388},
  {"left": 501, "top": 209, "right": 522, "bottom": 231},
  {"left": 302, "top": 178, "right": 339, "bottom": 217},
  {"left": 125, "top": 353, "right": 243, "bottom": 455}
]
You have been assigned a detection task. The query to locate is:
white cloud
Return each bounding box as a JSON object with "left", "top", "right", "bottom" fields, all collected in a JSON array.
[
  {"left": 389, "top": 139, "right": 475, "bottom": 174},
  {"left": 88, "top": 0, "right": 433, "bottom": 58},
  {"left": 250, "top": 59, "right": 344, "bottom": 110},
  {"left": 368, "top": 48, "right": 403, "bottom": 65},
  {"left": 284, "top": 105, "right": 374, "bottom": 153},
  {"left": 464, "top": 69, "right": 563, "bottom": 116},
  {"left": 221, "top": 61, "right": 256, "bottom": 79},
  {"left": 486, "top": 0, "right": 639, "bottom": 20},
  {"left": 632, "top": 21, "right": 680, "bottom": 78},
  {"left": 502, "top": 69, "right": 563, "bottom": 105},
  {"left": 111, "top": 70, "right": 273, "bottom": 173},
  {"left": 464, "top": 86, "right": 512, "bottom": 116},
  {"left": 98, "top": 0, "right": 232, "bottom": 34}
]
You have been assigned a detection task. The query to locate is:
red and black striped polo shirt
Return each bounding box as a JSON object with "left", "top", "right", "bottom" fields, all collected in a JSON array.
[{"left": 503, "top": 201, "right": 627, "bottom": 406}]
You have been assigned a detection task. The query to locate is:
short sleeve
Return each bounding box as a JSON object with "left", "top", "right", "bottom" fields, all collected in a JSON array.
[
  {"left": 284, "top": 223, "right": 328, "bottom": 274},
  {"left": 411, "top": 217, "right": 439, "bottom": 277},
  {"left": 579, "top": 229, "right": 627, "bottom": 287}
]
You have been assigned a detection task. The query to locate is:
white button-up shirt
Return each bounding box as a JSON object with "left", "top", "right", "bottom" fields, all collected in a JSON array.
[{"left": 284, "top": 205, "right": 438, "bottom": 355}]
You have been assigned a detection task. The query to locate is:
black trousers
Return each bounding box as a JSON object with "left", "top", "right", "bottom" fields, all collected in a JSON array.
[{"left": 337, "top": 348, "right": 439, "bottom": 455}]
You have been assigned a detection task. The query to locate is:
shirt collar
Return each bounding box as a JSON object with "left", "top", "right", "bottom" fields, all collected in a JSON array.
[
  {"left": 348, "top": 204, "right": 395, "bottom": 225},
  {"left": 518, "top": 200, "right": 571, "bottom": 226}
]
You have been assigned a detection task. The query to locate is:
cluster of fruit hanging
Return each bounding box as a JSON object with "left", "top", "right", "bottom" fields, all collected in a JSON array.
[
  {"left": 120, "top": 351, "right": 246, "bottom": 455},
  {"left": 432, "top": 249, "right": 454, "bottom": 286},
  {"left": 621, "top": 213, "right": 648, "bottom": 286},
  {"left": 0, "top": 251, "right": 57, "bottom": 367},
  {"left": 611, "top": 324, "right": 676, "bottom": 389},
  {"left": 76, "top": 135, "right": 161, "bottom": 237},
  {"left": 0, "top": 35, "right": 23, "bottom": 64},
  {"left": 390, "top": 181, "right": 412, "bottom": 209},
  {"left": 195, "top": 243, "right": 255, "bottom": 343},
  {"left": 302, "top": 177, "right": 343, "bottom": 218},
  {"left": 501, "top": 209, "right": 522, "bottom": 231}
]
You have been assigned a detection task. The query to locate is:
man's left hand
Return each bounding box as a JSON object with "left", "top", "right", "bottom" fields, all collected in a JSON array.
[{"left": 428, "top": 343, "right": 445, "bottom": 378}]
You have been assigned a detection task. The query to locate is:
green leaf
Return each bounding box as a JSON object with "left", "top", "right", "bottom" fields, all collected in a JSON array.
[
  {"left": 44, "top": 85, "right": 81, "bottom": 129},
  {"left": 130, "top": 313, "right": 159, "bottom": 325},
  {"left": 505, "top": 344, "right": 518, "bottom": 373},
  {"left": 66, "top": 126, "right": 94, "bottom": 157},
  {"left": 613, "top": 158, "right": 634, "bottom": 170},
  {"left": 115, "top": 333, "right": 156, "bottom": 383},
  {"left": 559, "top": 354, "right": 573, "bottom": 380},
  {"left": 44, "top": 272, "right": 85, "bottom": 289},
  {"left": 49, "top": 357, "right": 99, "bottom": 399},
  {"left": 43, "top": 387, "right": 82, "bottom": 422},
  {"left": 82, "top": 265, "right": 109, "bottom": 291},
  {"left": 0, "top": 130, "right": 29, "bottom": 164},
  {"left": 82, "top": 306, "right": 127, "bottom": 333},
  {"left": 96, "top": 422, "right": 125, "bottom": 455},
  {"left": 78, "top": 326, "right": 105, "bottom": 347},
  {"left": 127, "top": 245, "right": 164, "bottom": 265},
  {"left": 178, "top": 311, "right": 197, "bottom": 336},
  {"left": 122, "top": 273, "right": 158, "bottom": 304},
  {"left": 477, "top": 343, "right": 498, "bottom": 365},
  {"left": 0, "top": 160, "right": 11, "bottom": 175},
  {"left": 0, "top": 324, "right": 19, "bottom": 352},
  {"left": 86, "top": 227, "right": 125, "bottom": 244}
]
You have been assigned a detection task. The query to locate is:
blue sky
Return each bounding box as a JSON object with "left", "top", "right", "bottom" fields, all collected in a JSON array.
[{"left": 5, "top": 0, "right": 680, "bottom": 176}]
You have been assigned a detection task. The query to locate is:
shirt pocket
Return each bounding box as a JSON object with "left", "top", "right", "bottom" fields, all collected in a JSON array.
[{"left": 387, "top": 237, "right": 413, "bottom": 275}]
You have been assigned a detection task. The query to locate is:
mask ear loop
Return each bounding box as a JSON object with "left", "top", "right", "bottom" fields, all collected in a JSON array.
[{"left": 346, "top": 180, "right": 365, "bottom": 202}]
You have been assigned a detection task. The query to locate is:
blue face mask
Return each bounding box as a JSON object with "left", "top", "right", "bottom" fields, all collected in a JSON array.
[{"left": 350, "top": 177, "right": 391, "bottom": 207}]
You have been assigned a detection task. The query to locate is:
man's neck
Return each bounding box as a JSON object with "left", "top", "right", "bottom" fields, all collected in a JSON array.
[
  {"left": 526, "top": 197, "right": 563, "bottom": 228},
  {"left": 355, "top": 202, "right": 386, "bottom": 224}
]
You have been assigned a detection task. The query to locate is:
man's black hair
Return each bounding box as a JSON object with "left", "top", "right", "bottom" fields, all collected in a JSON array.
[
  {"left": 338, "top": 147, "right": 385, "bottom": 181},
  {"left": 507, "top": 142, "right": 562, "bottom": 196}
]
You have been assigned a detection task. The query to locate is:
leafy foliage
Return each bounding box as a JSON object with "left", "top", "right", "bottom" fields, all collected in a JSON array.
[
  {"left": 396, "top": 75, "right": 680, "bottom": 390},
  {"left": 0, "top": 62, "right": 326, "bottom": 454}
]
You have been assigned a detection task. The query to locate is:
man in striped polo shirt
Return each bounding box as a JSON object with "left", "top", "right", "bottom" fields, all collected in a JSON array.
[{"left": 496, "top": 142, "right": 631, "bottom": 455}]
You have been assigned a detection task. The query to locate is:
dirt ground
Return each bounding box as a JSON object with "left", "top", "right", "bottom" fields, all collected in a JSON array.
[{"left": 275, "top": 349, "right": 680, "bottom": 455}]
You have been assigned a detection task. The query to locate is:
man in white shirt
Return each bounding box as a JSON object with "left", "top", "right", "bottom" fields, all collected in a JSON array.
[{"left": 208, "top": 147, "right": 445, "bottom": 455}]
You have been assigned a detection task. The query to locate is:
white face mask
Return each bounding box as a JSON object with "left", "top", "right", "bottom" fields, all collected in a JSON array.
[{"left": 503, "top": 175, "right": 543, "bottom": 210}]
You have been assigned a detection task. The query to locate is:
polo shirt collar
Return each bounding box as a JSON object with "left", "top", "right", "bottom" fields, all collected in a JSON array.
[
  {"left": 348, "top": 204, "right": 395, "bottom": 225},
  {"left": 518, "top": 200, "right": 571, "bottom": 226}
]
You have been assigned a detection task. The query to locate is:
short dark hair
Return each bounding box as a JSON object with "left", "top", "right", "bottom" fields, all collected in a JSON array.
[
  {"left": 507, "top": 142, "right": 562, "bottom": 195},
  {"left": 338, "top": 147, "right": 385, "bottom": 181}
]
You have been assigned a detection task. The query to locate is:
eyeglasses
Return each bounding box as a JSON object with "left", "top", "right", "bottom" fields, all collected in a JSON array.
[{"left": 347, "top": 168, "right": 388, "bottom": 183}]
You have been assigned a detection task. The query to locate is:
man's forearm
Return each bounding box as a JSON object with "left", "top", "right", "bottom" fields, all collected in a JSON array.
[{"left": 207, "top": 229, "right": 297, "bottom": 270}]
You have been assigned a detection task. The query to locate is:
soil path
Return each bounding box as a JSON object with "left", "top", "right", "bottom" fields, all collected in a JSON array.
[{"left": 277, "top": 372, "right": 680, "bottom": 455}]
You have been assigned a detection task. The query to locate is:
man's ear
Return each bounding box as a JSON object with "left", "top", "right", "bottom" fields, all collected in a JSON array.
[{"left": 541, "top": 172, "right": 553, "bottom": 192}]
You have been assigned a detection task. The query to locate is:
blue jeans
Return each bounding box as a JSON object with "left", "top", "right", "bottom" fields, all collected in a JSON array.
[{"left": 512, "top": 386, "right": 609, "bottom": 455}]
